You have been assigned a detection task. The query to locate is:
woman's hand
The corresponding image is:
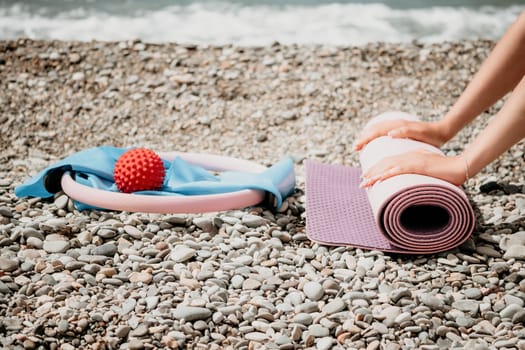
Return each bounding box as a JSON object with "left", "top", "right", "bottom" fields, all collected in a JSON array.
[
  {"left": 360, "top": 150, "right": 467, "bottom": 188},
  {"left": 353, "top": 119, "right": 451, "bottom": 151}
]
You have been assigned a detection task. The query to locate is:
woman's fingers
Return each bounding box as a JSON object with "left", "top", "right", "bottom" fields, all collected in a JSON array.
[
  {"left": 354, "top": 127, "right": 386, "bottom": 151},
  {"left": 361, "top": 151, "right": 434, "bottom": 188},
  {"left": 354, "top": 120, "right": 406, "bottom": 151},
  {"left": 354, "top": 120, "right": 448, "bottom": 151},
  {"left": 360, "top": 165, "right": 401, "bottom": 188},
  {"left": 387, "top": 126, "right": 411, "bottom": 138}
]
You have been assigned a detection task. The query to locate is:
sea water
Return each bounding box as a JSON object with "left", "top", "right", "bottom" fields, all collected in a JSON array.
[{"left": 0, "top": 0, "right": 524, "bottom": 45}]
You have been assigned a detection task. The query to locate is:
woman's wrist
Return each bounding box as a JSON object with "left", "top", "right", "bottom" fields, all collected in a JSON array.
[
  {"left": 437, "top": 109, "right": 470, "bottom": 142},
  {"left": 450, "top": 155, "right": 470, "bottom": 186},
  {"left": 432, "top": 118, "right": 456, "bottom": 145}
]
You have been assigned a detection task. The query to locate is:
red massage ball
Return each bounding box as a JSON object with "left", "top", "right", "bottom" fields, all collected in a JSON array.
[{"left": 114, "top": 148, "right": 165, "bottom": 193}]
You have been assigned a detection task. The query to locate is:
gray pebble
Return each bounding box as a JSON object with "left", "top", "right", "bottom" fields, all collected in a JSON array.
[
  {"left": 322, "top": 298, "right": 346, "bottom": 314},
  {"left": 0, "top": 281, "right": 11, "bottom": 293},
  {"left": 242, "top": 214, "right": 267, "bottom": 227},
  {"left": 317, "top": 337, "right": 334, "bottom": 350},
  {"left": 512, "top": 310, "right": 525, "bottom": 323},
  {"left": 0, "top": 179, "right": 12, "bottom": 186},
  {"left": 93, "top": 243, "right": 117, "bottom": 257},
  {"left": 57, "top": 319, "right": 68, "bottom": 333},
  {"left": 420, "top": 293, "right": 444, "bottom": 310},
  {"left": 452, "top": 300, "right": 479, "bottom": 316},
  {"left": 245, "top": 332, "right": 268, "bottom": 341},
  {"left": 96, "top": 229, "right": 116, "bottom": 239},
  {"left": 308, "top": 324, "right": 329, "bottom": 337},
  {"left": 173, "top": 306, "right": 212, "bottom": 321},
  {"left": 293, "top": 313, "right": 313, "bottom": 326},
  {"left": 130, "top": 324, "right": 148, "bottom": 337},
  {"left": 54, "top": 194, "right": 69, "bottom": 209},
  {"left": 26, "top": 237, "right": 43, "bottom": 249},
  {"left": 303, "top": 281, "right": 324, "bottom": 301},
  {"left": 22, "top": 228, "right": 45, "bottom": 240},
  {"left": 231, "top": 275, "right": 244, "bottom": 289},
  {"left": 500, "top": 231, "right": 525, "bottom": 250},
  {"left": 274, "top": 334, "right": 292, "bottom": 345},
  {"left": 193, "top": 217, "right": 214, "bottom": 232},
  {"left": 503, "top": 245, "right": 525, "bottom": 260},
  {"left": 464, "top": 288, "right": 482, "bottom": 300},
  {"left": 170, "top": 245, "right": 196, "bottom": 263},
  {"left": 121, "top": 298, "right": 137, "bottom": 315},
  {"left": 72, "top": 71, "right": 85, "bottom": 81},
  {"left": 127, "top": 339, "right": 144, "bottom": 350},
  {"left": 391, "top": 288, "right": 411, "bottom": 303},
  {"left": 43, "top": 240, "right": 70, "bottom": 253},
  {"left": 115, "top": 325, "right": 131, "bottom": 338},
  {"left": 243, "top": 278, "right": 261, "bottom": 290},
  {"left": 500, "top": 304, "right": 523, "bottom": 319},
  {"left": 124, "top": 225, "right": 142, "bottom": 239},
  {"left": 0, "top": 206, "right": 12, "bottom": 217},
  {"left": 394, "top": 312, "right": 412, "bottom": 325}
]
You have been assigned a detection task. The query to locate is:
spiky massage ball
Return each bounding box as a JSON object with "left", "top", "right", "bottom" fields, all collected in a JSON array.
[{"left": 114, "top": 148, "right": 165, "bottom": 193}]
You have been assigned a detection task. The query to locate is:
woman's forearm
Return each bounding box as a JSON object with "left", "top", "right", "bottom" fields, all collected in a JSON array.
[
  {"left": 440, "top": 10, "right": 525, "bottom": 140},
  {"left": 461, "top": 75, "right": 525, "bottom": 179}
]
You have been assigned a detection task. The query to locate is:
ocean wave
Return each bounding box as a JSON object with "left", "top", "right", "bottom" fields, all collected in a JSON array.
[{"left": 0, "top": 2, "right": 523, "bottom": 45}]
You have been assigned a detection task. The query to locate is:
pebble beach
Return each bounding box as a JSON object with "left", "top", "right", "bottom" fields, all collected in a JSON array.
[{"left": 1, "top": 38, "right": 525, "bottom": 350}]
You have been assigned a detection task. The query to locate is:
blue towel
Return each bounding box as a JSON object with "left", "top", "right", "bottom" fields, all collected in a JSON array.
[{"left": 15, "top": 146, "right": 296, "bottom": 211}]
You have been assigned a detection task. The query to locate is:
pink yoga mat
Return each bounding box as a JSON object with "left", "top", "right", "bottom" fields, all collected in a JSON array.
[{"left": 305, "top": 111, "right": 475, "bottom": 254}]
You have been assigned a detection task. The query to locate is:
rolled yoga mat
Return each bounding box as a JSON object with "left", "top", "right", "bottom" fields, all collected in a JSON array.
[{"left": 305, "top": 111, "right": 475, "bottom": 254}]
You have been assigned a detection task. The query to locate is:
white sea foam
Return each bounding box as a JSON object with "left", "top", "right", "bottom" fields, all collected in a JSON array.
[{"left": 0, "top": 2, "right": 523, "bottom": 45}]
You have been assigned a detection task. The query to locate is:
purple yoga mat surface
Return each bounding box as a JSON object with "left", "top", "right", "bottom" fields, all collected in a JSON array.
[
  {"left": 305, "top": 161, "right": 395, "bottom": 251},
  {"left": 305, "top": 111, "right": 475, "bottom": 254}
]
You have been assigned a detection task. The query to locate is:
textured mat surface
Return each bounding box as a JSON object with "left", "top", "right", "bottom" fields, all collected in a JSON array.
[{"left": 305, "top": 112, "right": 475, "bottom": 254}]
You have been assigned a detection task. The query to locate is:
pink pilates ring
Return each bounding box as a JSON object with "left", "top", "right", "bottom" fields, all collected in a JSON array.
[{"left": 61, "top": 151, "right": 267, "bottom": 213}]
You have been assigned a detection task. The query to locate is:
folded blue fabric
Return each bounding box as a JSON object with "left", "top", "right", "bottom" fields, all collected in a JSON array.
[{"left": 15, "top": 146, "right": 296, "bottom": 211}]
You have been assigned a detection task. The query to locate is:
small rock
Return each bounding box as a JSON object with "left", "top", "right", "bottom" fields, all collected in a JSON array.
[
  {"left": 57, "top": 319, "right": 68, "bottom": 333},
  {"left": 303, "top": 281, "right": 324, "bottom": 301},
  {"left": 69, "top": 53, "right": 81, "bottom": 63},
  {"left": 115, "top": 325, "right": 131, "bottom": 338},
  {"left": 170, "top": 245, "right": 196, "bottom": 263},
  {"left": 420, "top": 293, "right": 444, "bottom": 310},
  {"left": 124, "top": 225, "right": 142, "bottom": 239},
  {"left": 322, "top": 298, "right": 346, "bottom": 314},
  {"left": 128, "top": 339, "right": 144, "bottom": 350},
  {"left": 93, "top": 243, "right": 117, "bottom": 257},
  {"left": 26, "top": 237, "right": 43, "bottom": 249},
  {"left": 245, "top": 332, "right": 268, "bottom": 341},
  {"left": 380, "top": 306, "right": 401, "bottom": 327},
  {"left": 390, "top": 288, "right": 411, "bottom": 303},
  {"left": 242, "top": 278, "right": 261, "bottom": 290},
  {"left": 317, "top": 337, "right": 334, "bottom": 350},
  {"left": 479, "top": 181, "right": 501, "bottom": 193},
  {"left": 502, "top": 183, "right": 522, "bottom": 194},
  {"left": 242, "top": 214, "right": 267, "bottom": 227},
  {"left": 43, "top": 240, "right": 70, "bottom": 254},
  {"left": 463, "top": 288, "right": 482, "bottom": 300},
  {"left": 512, "top": 310, "right": 525, "bottom": 324},
  {"left": 173, "top": 306, "right": 211, "bottom": 321},
  {"left": 54, "top": 195, "right": 69, "bottom": 209},
  {"left": 293, "top": 313, "right": 313, "bottom": 326},
  {"left": 72, "top": 72, "right": 85, "bottom": 81},
  {"left": 129, "top": 271, "right": 152, "bottom": 284},
  {"left": 500, "top": 304, "right": 523, "bottom": 319},
  {"left": 452, "top": 300, "right": 479, "bottom": 316},
  {"left": 308, "top": 324, "right": 329, "bottom": 337},
  {"left": 503, "top": 245, "right": 525, "bottom": 260}
]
